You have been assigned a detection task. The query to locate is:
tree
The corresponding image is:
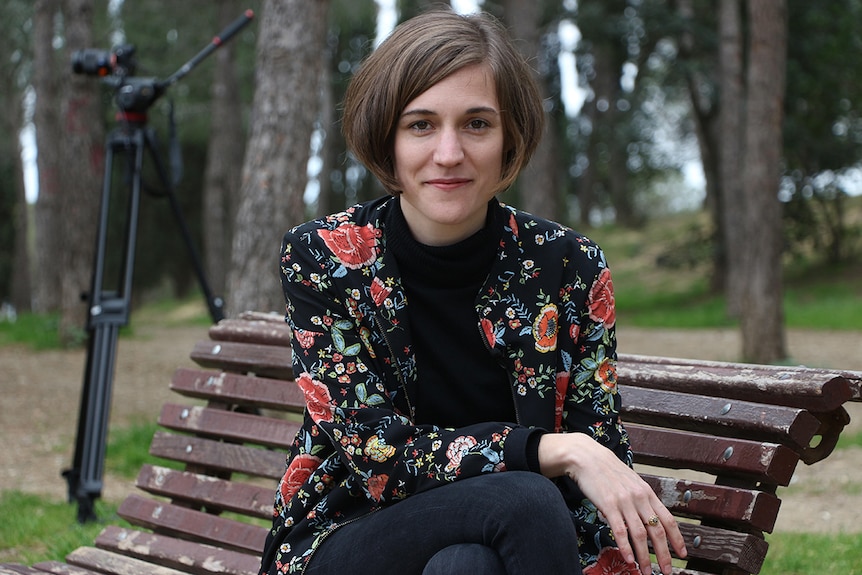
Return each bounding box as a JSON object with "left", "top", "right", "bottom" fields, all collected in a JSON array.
[
  {"left": 717, "top": 0, "right": 745, "bottom": 316},
  {"left": 738, "top": 0, "right": 788, "bottom": 363},
  {"left": 226, "top": 0, "right": 330, "bottom": 315},
  {"left": 57, "top": 0, "right": 106, "bottom": 344},
  {"left": 501, "top": 0, "right": 560, "bottom": 220},
  {"left": 0, "top": 1, "right": 32, "bottom": 311},
  {"left": 32, "top": 0, "right": 64, "bottom": 314},
  {"left": 202, "top": 0, "right": 246, "bottom": 298}
]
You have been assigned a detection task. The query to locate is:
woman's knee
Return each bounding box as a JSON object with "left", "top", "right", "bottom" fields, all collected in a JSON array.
[
  {"left": 422, "top": 544, "right": 505, "bottom": 575},
  {"left": 477, "top": 472, "right": 572, "bottom": 528}
]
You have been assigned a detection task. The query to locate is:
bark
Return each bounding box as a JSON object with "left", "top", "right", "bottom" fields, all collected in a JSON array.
[
  {"left": 202, "top": 0, "right": 245, "bottom": 299},
  {"left": 58, "top": 0, "right": 105, "bottom": 345},
  {"left": 226, "top": 0, "right": 329, "bottom": 316},
  {"left": 739, "top": 0, "right": 787, "bottom": 363},
  {"left": 32, "top": 0, "right": 63, "bottom": 313},
  {"left": 718, "top": 0, "right": 746, "bottom": 317},
  {"left": 502, "top": 0, "right": 559, "bottom": 221}
]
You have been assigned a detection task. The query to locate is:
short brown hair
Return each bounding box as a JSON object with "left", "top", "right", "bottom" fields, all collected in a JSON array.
[{"left": 341, "top": 9, "right": 545, "bottom": 194}]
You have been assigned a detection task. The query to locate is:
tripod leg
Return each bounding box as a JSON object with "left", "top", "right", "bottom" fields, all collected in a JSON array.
[
  {"left": 144, "top": 128, "right": 224, "bottom": 322},
  {"left": 63, "top": 127, "right": 143, "bottom": 523}
]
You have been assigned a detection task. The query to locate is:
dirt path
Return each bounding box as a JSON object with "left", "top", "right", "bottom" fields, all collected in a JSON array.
[{"left": 2, "top": 322, "right": 860, "bottom": 533}]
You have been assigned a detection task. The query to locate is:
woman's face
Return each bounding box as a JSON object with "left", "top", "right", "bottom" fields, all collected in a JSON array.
[{"left": 393, "top": 64, "right": 504, "bottom": 246}]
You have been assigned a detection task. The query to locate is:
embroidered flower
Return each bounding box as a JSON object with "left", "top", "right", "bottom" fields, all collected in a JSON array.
[
  {"left": 583, "top": 546, "right": 641, "bottom": 575},
  {"left": 532, "top": 303, "right": 559, "bottom": 353},
  {"left": 370, "top": 276, "right": 392, "bottom": 307},
  {"left": 293, "top": 328, "right": 317, "bottom": 350},
  {"left": 588, "top": 268, "right": 616, "bottom": 329},
  {"left": 554, "top": 371, "right": 570, "bottom": 432},
  {"left": 365, "top": 435, "right": 396, "bottom": 463},
  {"left": 279, "top": 453, "right": 323, "bottom": 503},
  {"left": 480, "top": 318, "right": 496, "bottom": 348},
  {"left": 445, "top": 435, "right": 478, "bottom": 472},
  {"left": 317, "top": 223, "right": 379, "bottom": 269},
  {"left": 596, "top": 358, "right": 618, "bottom": 394},
  {"left": 367, "top": 473, "right": 389, "bottom": 502},
  {"left": 296, "top": 372, "right": 335, "bottom": 423}
]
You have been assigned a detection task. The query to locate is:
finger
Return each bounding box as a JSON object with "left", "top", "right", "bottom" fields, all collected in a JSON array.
[{"left": 622, "top": 509, "right": 652, "bottom": 574}]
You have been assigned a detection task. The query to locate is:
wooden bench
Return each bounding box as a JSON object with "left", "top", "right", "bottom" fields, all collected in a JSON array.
[{"left": 2, "top": 312, "right": 859, "bottom": 575}]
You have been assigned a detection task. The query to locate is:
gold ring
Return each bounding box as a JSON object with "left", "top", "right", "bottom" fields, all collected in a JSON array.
[{"left": 647, "top": 515, "right": 660, "bottom": 526}]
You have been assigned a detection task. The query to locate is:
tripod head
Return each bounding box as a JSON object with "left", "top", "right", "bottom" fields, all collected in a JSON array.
[{"left": 71, "top": 9, "right": 254, "bottom": 118}]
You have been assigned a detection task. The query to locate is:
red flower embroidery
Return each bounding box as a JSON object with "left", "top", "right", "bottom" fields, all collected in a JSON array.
[
  {"left": 596, "top": 358, "right": 618, "bottom": 394},
  {"left": 370, "top": 276, "right": 392, "bottom": 307},
  {"left": 583, "top": 547, "right": 641, "bottom": 575},
  {"left": 588, "top": 268, "right": 616, "bottom": 329},
  {"left": 317, "top": 223, "right": 379, "bottom": 269},
  {"left": 297, "top": 372, "right": 334, "bottom": 423},
  {"left": 279, "top": 453, "right": 323, "bottom": 503},
  {"left": 294, "top": 328, "right": 317, "bottom": 349},
  {"left": 367, "top": 473, "right": 389, "bottom": 502},
  {"left": 480, "top": 318, "right": 496, "bottom": 348},
  {"left": 532, "top": 303, "right": 559, "bottom": 353},
  {"left": 554, "top": 371, "right": 569, "bottom": 432}
]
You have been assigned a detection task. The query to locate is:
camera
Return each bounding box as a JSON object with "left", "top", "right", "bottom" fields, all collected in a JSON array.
[{"left": 72, "top": 44, "right": 137, "bottom": 77}]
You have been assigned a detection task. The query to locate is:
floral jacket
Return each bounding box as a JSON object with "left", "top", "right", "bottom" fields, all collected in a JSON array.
[{"left": 261, "top": 196, "right": 634, "bottom": 574}]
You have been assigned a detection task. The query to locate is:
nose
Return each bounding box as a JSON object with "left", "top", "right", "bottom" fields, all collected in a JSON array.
[{"left": 432, "top": 128, "right": 465, "bottom": 166}]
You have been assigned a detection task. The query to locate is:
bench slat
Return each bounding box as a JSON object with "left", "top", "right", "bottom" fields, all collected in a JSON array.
[
  {"left": 148, "top": 431, "right": 285, "bottom": 480},
  {"left": 621, "top": 384, "right": 821, "bottom": 450},
  {"left": 209, "top": 316, "right": 292, "bottom": 346},
  {"left": 118, "top": 495, "right": 267, "bottom": 555},
  {"left": 190, "top": 340, "right": 293, "bottom": 380},
  {"left": 136, "top": 464, "right": 274, "bottom": 519},
  {"left": 627, "top": 424, "right": 800, "bottom": 485},
  {"left": 95, "top": 526, "right": 260, "bottom": 575},
  {"left": 677, "top": 523, "right": 769, "bottom": 574},
  {"left": 65, "top": 547, "right": 187, "bottom": 575},
  {"left": 618, "top": 353, "right": 853, "bottom": 411},
  {"left": 158, "top": 404, "right": 301, "bottom": 450},
  {"left": 170, "top": 368, "right": 305, "bottom": 413},
  {"left": 641, "top": 474, "right": 781, "bottom": 533},
  {"left": 19, "top": 563, "right": 103, "bottom": 575}
]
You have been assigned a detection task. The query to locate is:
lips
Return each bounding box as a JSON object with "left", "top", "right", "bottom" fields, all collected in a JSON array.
[{"left": 426, "top": 178, "right": 472, "bottom": 191}]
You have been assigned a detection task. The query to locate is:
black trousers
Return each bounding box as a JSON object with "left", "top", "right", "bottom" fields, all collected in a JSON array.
[{"left": 304, "top": 471, "right": 583, "bottom": 575}]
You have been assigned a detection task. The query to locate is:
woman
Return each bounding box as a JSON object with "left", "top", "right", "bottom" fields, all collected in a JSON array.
[{"left": 260, "top": 8, "right": 686, "bottom": 575}]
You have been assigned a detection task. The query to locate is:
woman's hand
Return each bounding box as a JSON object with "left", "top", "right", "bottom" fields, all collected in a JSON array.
[{"left": 538, "top": 433, "right": 687, "bottom": 575}]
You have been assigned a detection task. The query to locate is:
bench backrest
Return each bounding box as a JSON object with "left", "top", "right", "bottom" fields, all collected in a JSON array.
[{"left": 60, "top": 312, "right": 859, "bottom": 575}]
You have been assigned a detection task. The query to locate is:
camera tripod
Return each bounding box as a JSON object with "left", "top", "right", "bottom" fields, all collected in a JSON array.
[{"left": 63, "top": 10, "right": 253, "bottom": 523}]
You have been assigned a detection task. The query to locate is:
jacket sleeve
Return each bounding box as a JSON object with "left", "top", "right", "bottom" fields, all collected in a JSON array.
[
  {"left": 280, "top": 227, "right": 521, "bottom": 506},
  {"left": 557, "top": 241, "right": 633, "bottom": 467}
]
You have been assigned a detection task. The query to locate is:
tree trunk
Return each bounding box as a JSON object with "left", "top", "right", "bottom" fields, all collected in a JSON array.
[
  {"left": 32, "top": 0, "right": 63, "bottom": 314},
  {"left": 718, "top": 0, "right": 746, "bottom": 318},
  {"left": 202, "top": 0, "right": 245, "bottom": 299},
  {"left": 226, "top": 0, "right": 329, "bottom": 316},
  {"left": 58, "top": 0, "right": 105, "bottom": 345},
  {"left": 739, "top": 0, "right": 787, "bottom": 363},
  {"left": 502, "top": 0, "right": 559, "bottom": 221}
]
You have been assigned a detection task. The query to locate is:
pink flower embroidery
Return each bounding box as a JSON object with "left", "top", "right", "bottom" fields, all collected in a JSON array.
[
  {"left": 297, "top": 372, "right": 335, "bottom": 424},
  {"left": 445, "top": 435, "right": 478, "bottom": 472}
]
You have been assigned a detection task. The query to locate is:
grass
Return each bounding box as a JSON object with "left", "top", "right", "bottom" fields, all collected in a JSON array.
[{"left": 761, "top": 532, "right": 862, "bottom": 574}]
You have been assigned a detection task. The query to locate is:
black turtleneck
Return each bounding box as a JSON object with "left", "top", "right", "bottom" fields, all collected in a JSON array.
[{"left": 386, "top": 199, "right": 516, "bottom": 429}]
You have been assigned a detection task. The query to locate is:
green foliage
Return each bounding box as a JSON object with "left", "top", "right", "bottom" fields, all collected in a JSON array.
[
  {"left": 760, "top": 532, "right": 862, "bottom": 575},
  {"left": 0, "top": 492, "right": 123, "bottom": 565},
  {"left": 105, "top": 420, "right": 182, "bottom": 479},
  {"left": 0, "top": 312, "right": 62, "bottom": 349}
]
